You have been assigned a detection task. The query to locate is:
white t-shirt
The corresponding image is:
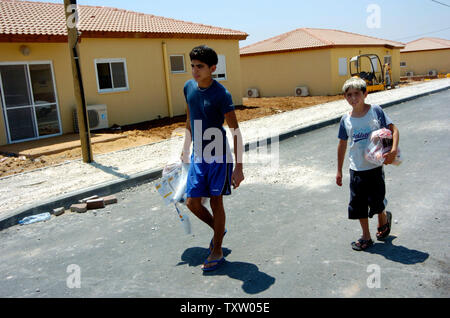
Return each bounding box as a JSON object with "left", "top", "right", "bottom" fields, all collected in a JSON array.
[{"left": 338, "top": 105, "right": 393, "bottom": 171}]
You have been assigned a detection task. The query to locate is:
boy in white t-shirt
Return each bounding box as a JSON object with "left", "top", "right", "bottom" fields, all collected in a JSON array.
[{"left": 336, "top": 78, "right": 400, "bottom": 251}]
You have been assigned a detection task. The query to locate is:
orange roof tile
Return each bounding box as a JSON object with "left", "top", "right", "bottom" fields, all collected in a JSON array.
[
  {"left": 401, "top": 37, "right": 450, "bottom": 53},
  {"left": 0, "top": 0, "right": 248, "bottom": 41},
  {"left": 240, "top": 28, "right": 404, "bottom": 56}
]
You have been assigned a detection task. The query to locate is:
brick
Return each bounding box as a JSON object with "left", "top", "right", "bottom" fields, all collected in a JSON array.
[
  {"left": 103, "top": 195, "right": 118, "bottom": 205},
  {"left": 79, "top": 195, "right": 99, "bottom": 203},
  {"left": 71, "top": 203, "right": 87, "bottom": 213},
  {"left": 86, "top": 198, "right": 105, "bottom": 210},
  {"left": 53, "top": 207, "right": 65, "bottom": 216}
]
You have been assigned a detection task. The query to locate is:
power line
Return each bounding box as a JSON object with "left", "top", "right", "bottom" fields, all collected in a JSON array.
[
  {"left": 394, "top": 26, "right": 450, "bottom": 41},
  {"left": 431, "top": 0, "right": 450, "bottom": 8}
]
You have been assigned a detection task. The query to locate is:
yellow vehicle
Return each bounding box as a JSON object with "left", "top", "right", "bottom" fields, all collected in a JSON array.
[{"left": 349, "top": 54, "right": 392, "bottom": 93}]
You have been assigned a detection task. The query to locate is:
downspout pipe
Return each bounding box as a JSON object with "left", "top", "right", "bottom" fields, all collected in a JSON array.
[{"left": 162, "top": 42, "right": 174, "bottom": 118}]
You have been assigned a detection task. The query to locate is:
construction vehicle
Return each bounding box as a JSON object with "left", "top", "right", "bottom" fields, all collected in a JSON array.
[{"left": 349, "top": 54, "right": 393, "bottom": 93}]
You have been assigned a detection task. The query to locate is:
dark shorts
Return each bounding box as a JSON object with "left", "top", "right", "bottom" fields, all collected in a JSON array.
[
  {"left": 348, "top": 166, "right": 387, "bottom": 220},
  {"left": 186, "top": 158, "right": 233, "bottom": 198}
]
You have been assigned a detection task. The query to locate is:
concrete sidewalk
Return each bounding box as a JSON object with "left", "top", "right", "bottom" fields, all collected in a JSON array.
[{"left": 1, "top": 79, "right": 449, "bottom": 230}]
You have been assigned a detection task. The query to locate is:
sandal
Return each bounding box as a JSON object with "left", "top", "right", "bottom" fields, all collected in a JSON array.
[
  {"left": 351, "top": 238, "right": 374, "bottom": 251},
  {"left": 376, "top": 211, "right": 392, "bottom": 241}
]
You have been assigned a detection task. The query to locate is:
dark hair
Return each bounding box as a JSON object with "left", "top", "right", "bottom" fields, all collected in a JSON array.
[{"left": 189, "top": 45, "right": 218, "bottom": 67}]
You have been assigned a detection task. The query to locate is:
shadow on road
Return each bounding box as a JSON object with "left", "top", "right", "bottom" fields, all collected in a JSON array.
[
  {"left": 177, "top": 247, "right": 276, "bottom": 295},
  {"left": 90, "top": 162, "right": 130, "bottom": 179},
  {"left": 367, "top": 236, "right": 429, "bottom": 264}
]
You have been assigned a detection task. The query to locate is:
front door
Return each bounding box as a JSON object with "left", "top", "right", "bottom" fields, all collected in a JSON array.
[{"left": 0, "top": 62, "right": 62, "bottom": 143}]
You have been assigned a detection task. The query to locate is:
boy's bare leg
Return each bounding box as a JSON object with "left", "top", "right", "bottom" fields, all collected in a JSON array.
[
  {"left": 186, "top": 197, "right": 214, "bottom": 230},
  {"left": 377, "top": 210, "right": 389, "bottom": 237},
  {"left": 359, "top": 218, "right": 371, "bottom": 241},
  {"left": 377, "top": 210, "right": 387, "bottom": 229},
  {"left": 202, "top": 195, "right": 226, "bottom": 269}
]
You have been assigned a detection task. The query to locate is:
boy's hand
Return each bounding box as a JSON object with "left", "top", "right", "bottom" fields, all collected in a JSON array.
[
  {"left": 231, "top": 164, "right": 244, "bottom": 189},
  {"left": 383, "top": 149, "right": 397, "bottom": 165},
  {"left": 336, "top": 171, "right": 343, "bottom": 187}
]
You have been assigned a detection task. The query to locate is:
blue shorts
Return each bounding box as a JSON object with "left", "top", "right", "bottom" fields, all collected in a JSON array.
[{"left": 186, "top": 158, "right": 234, "bottom": 198}]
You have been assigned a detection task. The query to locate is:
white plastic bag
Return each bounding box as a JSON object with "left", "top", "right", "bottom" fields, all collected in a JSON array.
[
  {"left": 365, "top": 128, "right": 402, "bottom": 166},
  {"left": 155, "top": 161, "right": 192, "bottom": 234},
  {"left": 155, "top": 162, "right": 188, "bottom": 205}
]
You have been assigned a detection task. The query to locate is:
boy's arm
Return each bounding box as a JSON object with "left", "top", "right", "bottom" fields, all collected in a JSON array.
[
  {"left": 383, "top": 123, "right": 399, "bottom": 165},
  {"left": 224, "top": 110, "right": 244, "bottom": 189},
  {"left": 181, "top": 105, "right": 192, "bottom": 163},
  {"left": 336, "top": 139, "right": 347, "bottom": 187}
]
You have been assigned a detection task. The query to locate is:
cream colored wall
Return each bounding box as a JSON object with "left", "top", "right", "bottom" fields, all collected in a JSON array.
[
  {"left": 240, "top": 49, "right": 333, "bottom": 97},
  {"left": 0, "top": 38, "right": 243, "bottom": 145},
  {"left": 0, "top": 42, "right": 74, "bottom": 145},
  {"left": 329, "top": 47, "right": 401, "bottom": 95},
  {"left": 163, "top": 39, "right": 243, "bottom": 114},
  {"left": 240, "top": 46, "right": 402, "bottom": 97},
  {"left": 400, "top": 49, "right": 450, "bottom": 76},
  {"left": 78, "top": 38, "right": 168, "bottom": 127}
]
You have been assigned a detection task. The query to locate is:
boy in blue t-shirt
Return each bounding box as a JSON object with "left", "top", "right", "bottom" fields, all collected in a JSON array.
[
  {"left": 336, "top": 77, "right": 400, "bottom": 251},
  {"left": 181, "top": 45, "right": 244, "bottom": 271}
]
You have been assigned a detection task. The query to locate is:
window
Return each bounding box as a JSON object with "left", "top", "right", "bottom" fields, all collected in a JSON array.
[
  {"left": 371, "top": 56, "right": 379, "bottom": 72},
  {"left": 212, "top": 55, "right": 227, "bottom": 81},
  {"left": 384, "top": 55, "right": 392, "bottom": 65},
  {"left": 95, "top": 59, "right": 129, "bottom": 93},
  {"left": 170, "top": 55, "right": 185, "bottom": 73},
  {"left": 338, "top": 58, "right": 347, "bottom": 76},
  {"left": 400, "top": 62, "right": 407, "bottom": 67}
]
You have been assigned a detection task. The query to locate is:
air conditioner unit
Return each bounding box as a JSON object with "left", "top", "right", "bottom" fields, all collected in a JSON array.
[
  {"left": 406, "top": 71, "right": 414, "bottom": 77},
  {"left": 428, "top": 70, "right": 437, "bottom": 76},
  {"left": 247, "top": 88, "right": 259, "bottom": 98},
  {"left": 295, "top": 86, "right": 309, "bottom": 97},
  {"left": 73, "top": 104, "right": 109, "bottom": 132}
]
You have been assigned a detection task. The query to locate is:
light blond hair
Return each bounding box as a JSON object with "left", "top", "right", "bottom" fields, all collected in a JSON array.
[{"left": 343, "top": 77, "right": 367, "bottom": 93}]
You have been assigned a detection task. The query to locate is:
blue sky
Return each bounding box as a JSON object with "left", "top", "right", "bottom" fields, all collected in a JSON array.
[{"left": 28, "top": 0, "right": 450, "bottom": 47}]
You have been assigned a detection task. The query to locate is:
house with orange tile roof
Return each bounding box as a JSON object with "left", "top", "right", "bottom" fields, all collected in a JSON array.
[
  {"left": 0, "top": 0, "right": 247, "bottom": 145},
  {"left": 400, "top": 37, "right": 450, "bottom": 77},
  {"left": 240, "top": 28, "right": 404, "bottom": 98}
]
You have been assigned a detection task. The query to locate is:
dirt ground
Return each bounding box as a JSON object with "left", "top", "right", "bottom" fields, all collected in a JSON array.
[{"left": 0, "top": 79, "right": 425, "bottom": 177}]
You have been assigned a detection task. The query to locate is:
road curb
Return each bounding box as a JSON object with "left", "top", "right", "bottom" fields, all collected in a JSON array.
[{"left": 1, "top": 85, "right": 449, "bottom": 231}]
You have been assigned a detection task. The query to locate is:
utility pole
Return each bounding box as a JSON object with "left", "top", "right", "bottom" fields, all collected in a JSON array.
[{"left": 64, "top": 0, "right": 93, "bottom": 163}]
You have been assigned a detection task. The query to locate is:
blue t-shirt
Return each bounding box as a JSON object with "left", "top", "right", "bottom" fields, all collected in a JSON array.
[
  {"left": 338, "top": 105, "right": 393, "bottom": 171},
  {"left": 184, "top": 79, "right": 235, "bottom": 162}
]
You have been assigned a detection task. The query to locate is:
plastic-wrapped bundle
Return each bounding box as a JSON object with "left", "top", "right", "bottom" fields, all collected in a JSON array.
[
  {"left": 155, "top": 161, "right": 192, "bottom": 234},
  {"left": 365, "top": 128, "right": 402, "bottom": 166}
]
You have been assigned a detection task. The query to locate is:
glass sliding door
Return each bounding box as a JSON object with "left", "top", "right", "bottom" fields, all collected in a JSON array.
[
  {"left": 0, "top": 62, "right": 61, "bottom": 143},
  {"left": 29, "top": 64, "right": 60, "bottom": 137},
  {"left": 0, "top": 64, "right": 37, "bottom": 142}
]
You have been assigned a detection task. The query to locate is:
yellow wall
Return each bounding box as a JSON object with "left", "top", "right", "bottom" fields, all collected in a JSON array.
[
  {"left": 400, "top": 49, "right": 450, "bottom": 76},
  {"left": 240, "top": 46, "right": 402, "bottom": 97},
  {"left": 78, "top": 38, "right": 243, "bottom": 127},
  {"left": 0, "top": 42, "right": 74, "bottom": 145},
  {"left": 240, "top": 49, "right": 333, "bottom": 97},
  {"left": 330, "top": 47, "right": 401, "bottom": 94},
  {"left": 0, "top": 38, "right": 243, "bottom": 145}
]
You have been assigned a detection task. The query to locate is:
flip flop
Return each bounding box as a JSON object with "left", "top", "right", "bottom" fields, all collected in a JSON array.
[
  {"left": 208, "top": 228, "right": 227, "bottom": 255},
  {"left": 202, "top": 257, "right": 225, "bottom": 272},
  {"left": 351, "top": 238, "right": 374, "bottom": 251}
]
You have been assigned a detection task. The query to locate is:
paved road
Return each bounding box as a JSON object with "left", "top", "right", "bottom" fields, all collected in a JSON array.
[{"left": 0, "top": 90, "right": 449, "bottom": 298}]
